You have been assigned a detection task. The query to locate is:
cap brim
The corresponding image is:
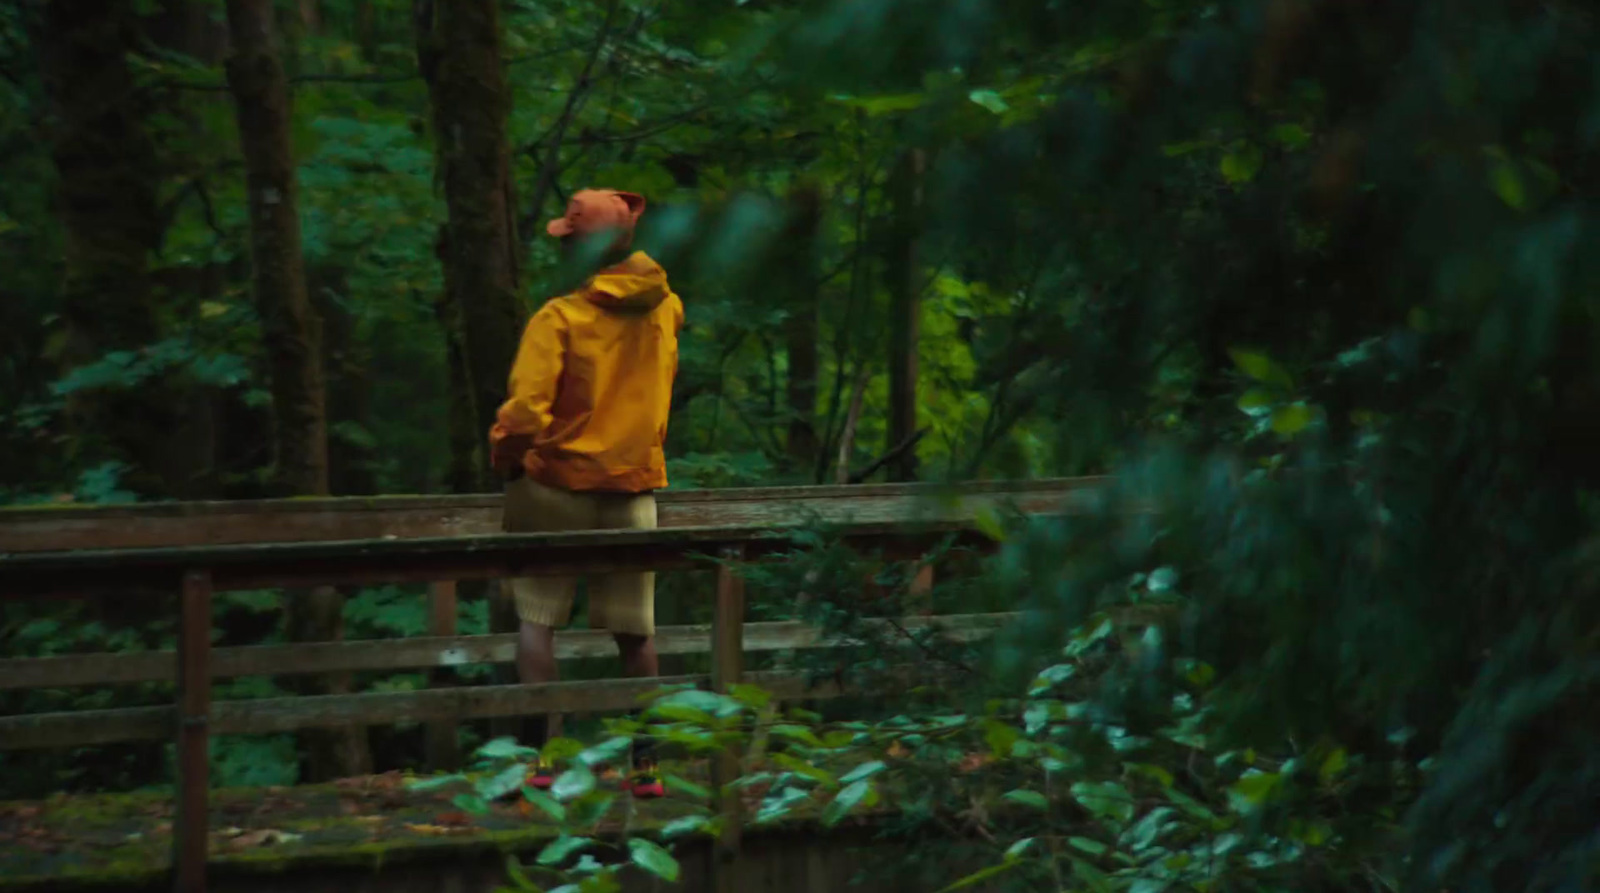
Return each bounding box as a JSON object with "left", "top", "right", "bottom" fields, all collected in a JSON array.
[{"left": 546, "top": 217, "right": 575, "bottom": 237}]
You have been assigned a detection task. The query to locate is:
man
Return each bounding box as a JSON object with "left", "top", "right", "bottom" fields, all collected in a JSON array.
[{"left": 489, "top": 188, "right": 683, "bottom": 800}]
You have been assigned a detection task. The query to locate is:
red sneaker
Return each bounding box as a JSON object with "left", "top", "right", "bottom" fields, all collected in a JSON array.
[
  {"left": 525, "top": 758, "right": 555, "bottom": 792},
  {"left": 628, "top": 760, "right": 665, "bottom": 800}
]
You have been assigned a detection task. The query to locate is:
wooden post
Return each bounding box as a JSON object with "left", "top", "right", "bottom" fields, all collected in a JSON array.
[
  {"left": 174, "top": 570, "right": 213, "bottom": 893},
  {"left": 909, "top": 561, "right": 935, "bottom": 616},
  {"left": 710, "top": 548, "right": 745, "bottom": 893},
  {"left": 425, "top": 580, "right": 460, "bottom": 770}
]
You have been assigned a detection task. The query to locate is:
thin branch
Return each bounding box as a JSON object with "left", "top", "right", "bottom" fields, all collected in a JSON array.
[
  {"left": 834, "top": 365, "right": 872, "bottom": 484},
  {"left": 850, "top": 427, "right": 929, "bottom": 485}
]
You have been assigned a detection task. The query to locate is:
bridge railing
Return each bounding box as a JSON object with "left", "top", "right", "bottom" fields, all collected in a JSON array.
[{"left": 0, "top": 478, "right": 1103, "bottom": 892}]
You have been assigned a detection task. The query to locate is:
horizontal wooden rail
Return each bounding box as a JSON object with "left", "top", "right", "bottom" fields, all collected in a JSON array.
[
  {"left": 0, "top": 520, "right": 995, "bottom": 599},
  {"left": 0, "top": 477, "right": 1104, "bottom": 553},
  {"left": 0, "top": 613, "right": 1015, "bottom": 691},
  {"left": 0, "top": 668, "right": 920, "bottom": 752}
]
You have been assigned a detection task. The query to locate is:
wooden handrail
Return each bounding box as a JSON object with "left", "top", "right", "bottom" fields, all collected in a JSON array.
[
  {"left": 0, "top": 476, "right": 1105, "bottom": 552},
  {"left": 0, "top": 613, "right": 1016, "bottom": 692},
  {"left": 0, "top": 519, "right": 995, "bottom": 598}
]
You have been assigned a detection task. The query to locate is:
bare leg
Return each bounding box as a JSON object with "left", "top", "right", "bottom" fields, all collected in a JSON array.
[
  {"left": 518, "top": 621, "right": 561, "bottom": 744},
  {"left": 615, "top": 633, "right": 660, "bottom": 776},
  {"left": 614, "top": 632, "right": 659, "bottom": 678}
]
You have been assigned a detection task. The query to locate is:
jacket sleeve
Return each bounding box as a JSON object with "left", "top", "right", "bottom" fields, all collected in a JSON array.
[{"left": 489, "top": 304, "right": 566, "bottom": 476}]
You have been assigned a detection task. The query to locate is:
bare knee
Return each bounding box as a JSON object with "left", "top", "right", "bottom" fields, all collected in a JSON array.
[{"left": 613, "top": 632, "right": 650, "bottom": 657}]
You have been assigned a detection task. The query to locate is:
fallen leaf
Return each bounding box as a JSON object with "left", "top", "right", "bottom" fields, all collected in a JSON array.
[
  {"left": 956, "top": 753, "right": 992, "bottom": 774},
  {"left": 404, "top": 823, "right": 474, "bottom": 836},
  {"left": 225, "top": 829, "right": 304, "bottom": 850},
  {"left": 434, "top": 811, "right": 471, "bottom": 827}
]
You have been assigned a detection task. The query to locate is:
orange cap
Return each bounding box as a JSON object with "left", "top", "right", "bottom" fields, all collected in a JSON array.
[{"left": 545, "top": 189, "right": 646, "bottom": 239}]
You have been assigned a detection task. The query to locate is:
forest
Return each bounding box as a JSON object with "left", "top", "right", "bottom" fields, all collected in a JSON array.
[{"left": 3, "top": 0, "right": 1599, "bottom": 890}]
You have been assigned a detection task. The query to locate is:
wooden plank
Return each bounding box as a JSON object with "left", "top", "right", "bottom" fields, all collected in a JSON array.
[
  {"left": 0, "top": 670, "right": 865, "bottom": 751},
  {"left": 0, "top": 521, "right": 996, "bottom": 600},
  {"left": 424, "top": 581, "right": 460, "bottom": 771},
  {"left": 0, "top": 478, "right": 1105, "bottom": 553},
  {"left": 711, "top": 550, "right": 746, "bottom": 893},
  {"left": 0, "top": 613, "right": 1017, "bottom": 690},
  {"left": 173, "top": 570, "right": 212, "bottom": 893}
]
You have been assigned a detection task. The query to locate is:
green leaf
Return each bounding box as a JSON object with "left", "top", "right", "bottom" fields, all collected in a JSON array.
[
  {"left": 522, "top": 786, "right": 566, "bottom": 821},
  {"left": 1028, "top": 663, "right": 1076, "bottom": 695},
  {"left": 1124, "top": 763, "right": 1175, "bottom": 788},
  {"left": 452, "top": 792, "right": 490, "bottom": 815},
  {"left": 1004, "top": 837, "right": 1036, "bottom": 861},
  {"left": 969, "top": 89, "right": 1009, "bottom": 114},
  {"left": 1070, "top": 856, "right": 1114, "bottom": 892},
  {"left": 537, "top": 834, "right": 594, "bottom": 866},
  {"left": 1227, "top": 770, "right": 1282, "bottom": 813},
  {"left": 1236, "top": 388, "right": 1274, "bottom": 416},
  {"left": 552, "top": 765, "right": 596, "bottom": 802},
  {"left": 1164, "top": 787, "right": 1218, "bottom": 822},
  {"left": 829, "top": 92, "right": 927, "bottom": 115},
  {"left": 973, "top": 508, "right": 1007, "bottom": 542},
  {"left": 983, "top": 718, "right": 1021, "bottom": 758},
  {"left": 728, "top": 683, "right": 772, "bottom": 709},
  {"left": 1270, "top": 123, "right": 1311, "bottom": 149},
  {"left": 1071, "top": 781, "right": 1135, "bottom": 824},
  {"left": 627, "top": 838, "right": 681, "bottom": 882},
  {"left": 821, "top": 780, "right": 877, "bottom": 826},
  {"left": 405, "top": 773, "right": 466, "bottom": 792},
  {"left": 1491, "top": 161, "right": 1526, "bottom": 210},
  {"left": 1122, "top": 806, "right": 1177, "bottom": 851},
  {"left": 540, "top": 737, "right": 585, "bottom": 764},
  {"left": 771, "top": 752, "right": 839, "bottom": 788},
  {"left": 666, "top": 774, "right": 710, "bottom": 801},
  {"left": 936, "top": 861, "right": 1020, "bottom": 892},
  {"left": 1270, "top": 402, "right": 1315, "bottom": 436},
  {"left": 478, "top": 737, "right": 539, "bottom": 760},
  {"left": 660, "top": 814, "right": 714, "bottom": 839},
  {"left": 577, "top": 737, "right": 633, "bottom": 768},
  {"left": 479, "top": 763, "right": 528, "bottom": 801},
  {"left": 1002, "top": 789, "right": 1049, "bottom": 811},
  {"left": 1227, "top": 347, "right": 1294, "bottom": 388},
  {"left": 1068, "top": 836, "right": 1110, "bottom": 856},
  {"left": 504, "top": 854, "right": 540, "bottom": 891},
  {"left": 768, "top": 724, "right": 824, "bottom": 748},
  {"left": 566, "top": 791, "right": 616, "bottom": 828},
  {"left": 1319, "top": 748, "right": 1348, "bottom": 785},
  {"left": 1220, "top": 145, "right": 1263, "bottom": 184},
  {"left": 839, "top": 760, "right": 887, "bottom": 784}
]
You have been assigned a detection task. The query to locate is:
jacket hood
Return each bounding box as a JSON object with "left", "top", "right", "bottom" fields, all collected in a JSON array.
[{"left": 582, "top": 251, "right": 670, "bottom": 312}]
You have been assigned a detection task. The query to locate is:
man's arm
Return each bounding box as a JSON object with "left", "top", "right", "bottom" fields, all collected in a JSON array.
[{"left": 489, "top": 304, "right": 566, "bottom": 477}]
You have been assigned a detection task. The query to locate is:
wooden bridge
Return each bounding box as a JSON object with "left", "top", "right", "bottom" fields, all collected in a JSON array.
[{"left": 0, "top": 478, "right": 1105, "bottom": 892}]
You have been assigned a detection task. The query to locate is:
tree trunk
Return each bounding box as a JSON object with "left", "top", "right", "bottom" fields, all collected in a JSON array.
[
  {"left": 225, "top": 0, "right": 368, "bottom": 782},
  {"left": 415, "top": 0, "right": 522, "bottom": 493},
  {"left": 782, "top": 185, "right": 823, "bottom": 477},
  {"left": 35, "top": 1, "right": 184, "bottom": 499},
  {"left": 884, "top": 149, "right": 926, "bottom": 482}
]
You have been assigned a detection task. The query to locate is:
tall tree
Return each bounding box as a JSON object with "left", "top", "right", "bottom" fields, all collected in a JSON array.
[
  {"left": 782, "top": 184, "right": 823, "bottom": 477},
  {"left": 224, "top": 0, "right": 368, "bottom": 781},
  {"left": 34, "top": 1, "right": 182, "bottom": 497},
  {"left": 884, "top": 149, "right": 926, "bottom": 482},
  {"left": 414, "top": 0, "right": 522, "bottom": 492}
]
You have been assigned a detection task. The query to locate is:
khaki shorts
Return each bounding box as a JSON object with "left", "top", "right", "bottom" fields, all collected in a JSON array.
[{"left": 503, "top": 476, "right": 657, "bottom": 636}]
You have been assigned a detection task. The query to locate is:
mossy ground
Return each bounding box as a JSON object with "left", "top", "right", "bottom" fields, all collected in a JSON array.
[{"left": 0, "top": 764, "right": 711, "bottom": 888}]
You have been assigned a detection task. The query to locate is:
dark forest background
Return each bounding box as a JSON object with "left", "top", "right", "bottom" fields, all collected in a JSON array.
[{"left": 3, "top": 1, "right": 1600, "bottom": 890}]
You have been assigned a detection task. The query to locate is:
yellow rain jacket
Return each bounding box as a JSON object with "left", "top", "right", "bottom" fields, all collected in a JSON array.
[{"left": 490, "top": 252, "right": 683, "bottom": 492}]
